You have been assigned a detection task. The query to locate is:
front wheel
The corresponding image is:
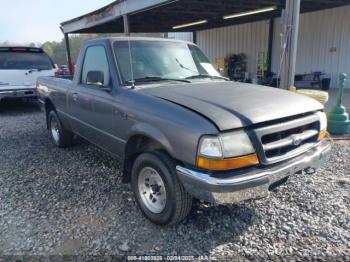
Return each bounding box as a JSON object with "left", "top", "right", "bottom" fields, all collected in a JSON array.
[{"left": 131, "top": 151, "right": 192, "bottom": 225}]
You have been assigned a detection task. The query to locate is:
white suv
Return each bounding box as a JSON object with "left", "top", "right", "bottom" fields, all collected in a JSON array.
[{"left": 0, "top": 47, "right": 56, "bottom": 101}]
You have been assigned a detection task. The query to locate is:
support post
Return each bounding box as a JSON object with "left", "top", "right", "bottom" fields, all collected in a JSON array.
[
  {"left": 192, "top": 31, "right": 197, "bottom": 44},
  {"left": 123, "top": 14, "right": 130, "bottom": 35},
  {"left": 64, "top": 33, "right": 73, "bottom": 75},
  {"left": 279, "top": 0, "right": 301, "bottom": 89},
  {"left": 267, "top": 18, "right": 274, "bottom": 74}
]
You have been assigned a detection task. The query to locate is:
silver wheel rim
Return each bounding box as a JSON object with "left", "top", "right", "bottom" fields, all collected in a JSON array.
[
  {"left": 138, "top": 167, "right": 167, "bottom": 214},
  {"left": 50, "top": 117, "right": 60, "bottom": 144}
]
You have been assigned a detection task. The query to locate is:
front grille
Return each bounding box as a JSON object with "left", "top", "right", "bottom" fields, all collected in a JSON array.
[
  {"left": 253, "top": 114, "right": 320, "bottom": 164},
  {"left": 262, "top": 123, "right": 318, "bottom": 158}
]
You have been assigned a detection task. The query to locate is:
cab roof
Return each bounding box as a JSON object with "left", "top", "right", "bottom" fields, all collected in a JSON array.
[{"left": 85, "top": 36, "right": 195, "bottom": 46}]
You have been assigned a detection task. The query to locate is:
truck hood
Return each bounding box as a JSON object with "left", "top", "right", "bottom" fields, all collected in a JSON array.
[{"left": 138, "top": 81, "right": 323, "bottom": 131}]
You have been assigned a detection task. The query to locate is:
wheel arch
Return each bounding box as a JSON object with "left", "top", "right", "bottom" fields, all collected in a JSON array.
[
  {"left": 44, "top": 98, "right": 56, "bottom": 129},
  {"left": 122, "top": 123, "right": 178, "bottom": 183}
]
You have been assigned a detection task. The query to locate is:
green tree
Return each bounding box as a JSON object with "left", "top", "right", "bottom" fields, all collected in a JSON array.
[{"left": 41, "top": 33, "right": 164, "bottom": 65}]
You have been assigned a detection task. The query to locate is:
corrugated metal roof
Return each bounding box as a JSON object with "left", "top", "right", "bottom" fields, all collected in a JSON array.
[
  {"left": 60, "top": 0, "right": 172, "bottom": 34},
  {"left": 61, "top": 0, "right": 124, "bottom": 26},
  {"left": 60, "top": 0, "right": 350, "bottom": 34}
]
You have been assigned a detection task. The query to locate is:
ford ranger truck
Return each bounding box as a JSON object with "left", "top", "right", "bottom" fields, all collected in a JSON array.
[{"left": 37, "top": 37, "right": 331, "bottom": 225}]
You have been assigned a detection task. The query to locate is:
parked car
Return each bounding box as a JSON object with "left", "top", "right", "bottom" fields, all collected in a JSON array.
[
  {"left": 37, "top": 37, "right": 331, "bottom": 225},
  {"left": 0, "top": 47, "right": 55, "bottom": 101},
  {"left": 56, "top": 64, "right": 70, "bottom": 76}
]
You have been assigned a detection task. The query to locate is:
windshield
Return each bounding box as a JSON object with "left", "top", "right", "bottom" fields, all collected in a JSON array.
[
  {"left": 113, "top": 40, "right": 221, "bottom": 85},
  {"left": 0, "top": 51, "right": 54, "bottom": 70}
]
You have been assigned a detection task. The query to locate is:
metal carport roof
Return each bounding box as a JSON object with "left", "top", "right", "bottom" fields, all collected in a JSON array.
[
  {"left": 60, "top": 0, "right": 350, "bottom": 89},
  {"left": 61, "top": 0, "right": 350, "bottom": 34}
]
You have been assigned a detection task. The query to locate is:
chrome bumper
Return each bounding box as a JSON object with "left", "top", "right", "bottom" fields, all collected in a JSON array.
[
  {"left": 0, "top": 88, "right": 36, "bottom": 99},
  {"left": 176, "top": 140, "right": 331, "bottom": 204}
]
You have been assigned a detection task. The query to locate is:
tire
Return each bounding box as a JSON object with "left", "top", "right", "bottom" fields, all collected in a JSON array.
[
  {"left": 131, "top": 151, "right": 192, "bottom": 225},
  {"left": 48, "top": 110, "right": 73, "bottom": 148}
]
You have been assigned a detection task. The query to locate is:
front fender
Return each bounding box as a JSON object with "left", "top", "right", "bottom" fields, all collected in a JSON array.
[{"left": 128, "top": 122, "right": 175, "bottom": 157}]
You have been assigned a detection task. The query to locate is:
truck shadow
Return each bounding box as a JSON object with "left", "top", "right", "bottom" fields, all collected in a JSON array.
[
  {"left": 0, "top": 99, "right": 41, "bottom": 115},
  {"left": 1, "top": 114, "right": 256, "bottom": 256},
  {"left": 53, "top": 139, "right": 257, "bottom": 255}
]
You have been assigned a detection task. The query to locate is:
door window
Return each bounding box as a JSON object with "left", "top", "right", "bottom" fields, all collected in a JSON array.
[{"left": 81, "top": 46, "right": 110, "bottom": 86}]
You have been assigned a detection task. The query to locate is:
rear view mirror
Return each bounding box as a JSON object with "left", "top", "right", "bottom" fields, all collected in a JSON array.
[{"left": 86, "top": 70, "right": 104, "bottom": 86}]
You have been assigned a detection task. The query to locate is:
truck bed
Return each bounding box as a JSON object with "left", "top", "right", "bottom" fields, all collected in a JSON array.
[{"left": 57, "top": 75, "right": 73, "bottom": 80}]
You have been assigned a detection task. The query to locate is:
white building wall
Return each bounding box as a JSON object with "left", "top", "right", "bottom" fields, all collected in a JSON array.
[
  {"left": 272, "top": 5, "right": 350, "bottom": 88},
  {"left": 196, "top": 20, "right": 270, "bottom": 80},
  {"left": 167, "top": 32, "right": 193, "bottom": 42},
  {"left": 170, "top": 5, "right": 350, "bottom": 88}
]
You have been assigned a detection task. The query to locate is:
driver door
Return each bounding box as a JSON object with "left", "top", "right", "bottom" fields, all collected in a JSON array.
[{"left": 69, "top": 45, "right": 118, "bottom": 154}]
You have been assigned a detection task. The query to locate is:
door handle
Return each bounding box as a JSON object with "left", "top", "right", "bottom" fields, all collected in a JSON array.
[{"left": 72, "top": 93, "right": 78, "bottom": 101}]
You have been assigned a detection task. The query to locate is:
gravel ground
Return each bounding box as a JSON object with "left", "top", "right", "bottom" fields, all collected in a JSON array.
[{"left": 0, "top": 99, "right": 349, "bottom": 260}]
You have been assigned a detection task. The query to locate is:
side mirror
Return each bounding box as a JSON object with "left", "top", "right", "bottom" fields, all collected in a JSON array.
[
  {"left": 86, "top": 70, "right": 111, "bottom": 92},
  {"left": 86, "top": 70, "right": 104, "bottom": 86}
]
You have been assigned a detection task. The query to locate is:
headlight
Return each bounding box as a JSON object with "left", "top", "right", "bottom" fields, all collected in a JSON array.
[
  {"left": 197, "top": 130, "right": 258, "bottom": 170},
  {"left": 198, "top": 137, "right": 222, "bottom": 157},
  {"left": 317, "top": 111, "right": 327, "bottom": 131},
  {"left": 220, "top": 130, "right": 255, "bottom": 158},
  {"left": 316, "top": 111, "right": 329, "bottom": 140}
]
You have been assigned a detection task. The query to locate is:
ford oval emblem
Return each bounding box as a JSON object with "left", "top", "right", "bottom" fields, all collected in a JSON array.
[{"left": 292, "top": 136, "right": 302, "bottom": 146}]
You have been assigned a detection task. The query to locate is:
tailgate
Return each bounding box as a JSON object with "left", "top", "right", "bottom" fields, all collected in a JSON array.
[
  {"left": 0, "top": 69, "right": 55, "bottom": 90},
  {"left": 0, "top": 47, "right": 55, "bottom": 90}
]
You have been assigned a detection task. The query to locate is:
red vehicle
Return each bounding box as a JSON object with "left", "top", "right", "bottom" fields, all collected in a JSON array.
[{"left": 55, "top": 64, "right": 70, "bottom": 76}]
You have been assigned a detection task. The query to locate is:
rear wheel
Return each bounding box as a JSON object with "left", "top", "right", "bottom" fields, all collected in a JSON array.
[
  {"left": 48, "top": 110, "right": 73, "bottom": 148},
  {"left": 131, "top": 151, "right": 192, "bottom": 225}
]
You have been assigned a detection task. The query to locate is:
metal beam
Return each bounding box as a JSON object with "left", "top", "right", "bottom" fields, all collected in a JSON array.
[
  {"left": 123, "top": 14, "right": 130, "bottom": 35},
  {"left": 267, "top": 18, "right": 274, "bottom": 74},
  {"left": 60, "top": 0, "right": 172, "bottom": 34},
  {"left": 192, "top": 31, "right": 197, "bottom": 44},
  {"left": 279, "top": 0, "right": 301, "bottom": 89},
  {"left": 64, "top": 33, "right": 73, "bottom": 75}
]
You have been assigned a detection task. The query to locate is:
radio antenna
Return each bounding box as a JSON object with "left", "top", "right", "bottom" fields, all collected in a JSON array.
[{"left": 124, "top": 1, "right": 135, "bottom": 89}]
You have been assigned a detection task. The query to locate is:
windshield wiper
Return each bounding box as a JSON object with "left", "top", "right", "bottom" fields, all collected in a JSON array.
[
  {"left": 27, "top": 68, "right": 42, "bottom": 73},
  {"left": 27, "top": 68, "right": 51, "bottom": 73},
  {"left": 186, "top": 74, "right": 229, "bottom": 81},
  {"left": 175, "top": 58, "right": 198, "bottom": 73},
  {"left": 126, "top": 76, "right": 191, "bottom": 84}
]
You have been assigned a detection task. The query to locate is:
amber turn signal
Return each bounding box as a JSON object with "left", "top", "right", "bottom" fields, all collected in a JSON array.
[
  {"left": 197, "top": 153, "right": 259, "bottom": 171},
  {"left": 318, "top": 130, "right": 329, "bottom": 140}
]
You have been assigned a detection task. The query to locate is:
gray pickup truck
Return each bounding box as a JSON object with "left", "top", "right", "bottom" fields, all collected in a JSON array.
[{"left": 37, "top": 37, "right": 331, "bottom": 225}]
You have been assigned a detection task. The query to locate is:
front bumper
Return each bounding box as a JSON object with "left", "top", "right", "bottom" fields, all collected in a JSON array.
[
  {"left": 0, "top": 88, "right": 36, "bottom": 100},
  {"left": 176, "top": 139, "right": 331, "bottom": 204}
]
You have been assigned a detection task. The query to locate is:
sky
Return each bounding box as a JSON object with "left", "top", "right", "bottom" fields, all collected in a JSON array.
[{"left": 0, "top": 0, "right": 114, "bottom": 44}]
